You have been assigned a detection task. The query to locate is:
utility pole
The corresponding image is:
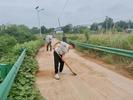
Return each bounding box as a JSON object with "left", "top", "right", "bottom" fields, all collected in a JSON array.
[
  {"left": 112, "top": 23, "right": 116, "bottom": 34},
  {"left": 106, "top": 16, "right": 108, "bottom": 34},
  {"left": 58, "top": 18, "right": 61, "bottom": 27},
  {"left": 35, "top": 6, "right": 44, "bottom": 37},
  {"left": 128, "top": 20, "right": 130, "bottom": 29},
  {"left": 58, "top": 18, "right": 65, "bottom": 37},
  {"left": 58, "top": 18, "right": 66, "bottom": 42}
]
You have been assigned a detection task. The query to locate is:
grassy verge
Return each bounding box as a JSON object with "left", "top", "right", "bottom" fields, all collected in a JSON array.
[
  {"left": 66, "top": 33, "right": 133, "bottom": 74},
  {"left": 0, "top": 39, "right": 44, "bottom": 100}
]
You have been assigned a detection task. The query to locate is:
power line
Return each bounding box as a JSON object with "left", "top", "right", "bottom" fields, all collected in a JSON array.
[
  {"left": 60, "top": 0, "right": 69, "bottom": 17},
  {"left": 58, "top": 0, "right": 70, "bottom": 27}
]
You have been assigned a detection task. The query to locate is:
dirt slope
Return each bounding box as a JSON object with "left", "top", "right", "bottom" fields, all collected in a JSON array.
[{"left": 36, "top": 40, "right": 133, "bottom": 100}]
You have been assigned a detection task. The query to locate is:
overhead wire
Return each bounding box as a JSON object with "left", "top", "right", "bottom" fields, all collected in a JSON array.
[
  {"left": 58, "top": 0, "right": 70, "bottom": 27},
  {"left": 60, "top": 0, "right": 69, "bottom": 17}
]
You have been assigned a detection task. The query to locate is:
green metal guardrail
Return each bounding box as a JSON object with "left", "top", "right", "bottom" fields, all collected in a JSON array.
[
  {"left": 0, "top": 49, "right": 26, "bottom": 100},
  {"left": 0, "top": 64, "right": 12, "bottom": 82},
  {"left": 69, "top": 40, "right": 133, "bottom": 58}
]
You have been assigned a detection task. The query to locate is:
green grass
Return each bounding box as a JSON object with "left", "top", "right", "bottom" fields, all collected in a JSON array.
[
  {"left": 67, "top": 33, "right": 133, "bottom": 50},
  {"left": 66, "top": 33, "right": 133, "bottom": 73},
  {"left": 89, "top": 34, "right": 133, "bottom": 50}
]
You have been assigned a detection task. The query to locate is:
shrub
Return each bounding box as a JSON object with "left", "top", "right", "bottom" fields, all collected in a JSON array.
[
  {"left": 0, "top": 35, "right": 17, "bottom": 58},
  {"left": 0, "top": 39, "right": 44, "bottom": 100},
  {"left": 0, "top": 24, "right": 36, "bottom": 43}
]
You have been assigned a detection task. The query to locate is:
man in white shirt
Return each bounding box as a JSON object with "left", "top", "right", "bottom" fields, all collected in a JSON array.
[
  {"left": 46, "top": 35, "right": 53, "bottom": 51},
  {"left": 53, "top": 41, "right": 75, "bottom": 80}
]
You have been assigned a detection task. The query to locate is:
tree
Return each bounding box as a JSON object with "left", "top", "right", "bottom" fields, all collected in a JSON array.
[
  {"left": 62, "top": 24, "right": 73, "bottom": 33},
  {"left": 89, "top": 16, "right": 133, "bottom": 33},
  {"left": 30, "top": 27, "right": 39, "bottom": 34},
  {"left": 47, "top": 28, "right": 55, "bottom": 33},
  {"left": 2, "top": 24, "right": 18, "bottom": 36},
  {"left": 73, "top": 26, "right": 80, "bottom": 33},
  {"left": 0, "top": 24, "right": 36, "bottom": 43},
  {"left": 127, "top": 20, "right": 133, "bottom": 28},
  {"left": 115, "top": 21, "right": 128, "bottom": 32},
  {"left": 41, "top": 26, "right": 47, "bottom": 34},
  {"left": 0, "top": 35, "right": 17, "bottom": 58},
  {"left": 79, "top": 26, "right": 89, "bottom": 34},
  {"left": 90, "top": 23, "right": 98, "bottom": 31},
  {"left": 102, "top": 16, "right": 114, "bottom": 30},
  {"left": 73, "top": 25, "right": 89, "bottom": 34}
]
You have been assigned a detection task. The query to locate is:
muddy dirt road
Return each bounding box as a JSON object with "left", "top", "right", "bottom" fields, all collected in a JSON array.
[{"left": 36, "top": 40, "right": 133, "bottom": 100}]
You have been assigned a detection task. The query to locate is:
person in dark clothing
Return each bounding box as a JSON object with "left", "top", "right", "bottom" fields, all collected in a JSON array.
[
  {"left": 54, "top": 51, "right": 64, "bottom": 74},
  {"left": 53, "top": 41, "right": 75, "bottom": 80},
  {"left": 46, "top": 35, "right": 53, "bottom": 51},
  {"left": 62, "top": 36, "right": 67, "bottom": 43},
  {"left": 46, "top": 41, "right": 52, "bottom": 51}
]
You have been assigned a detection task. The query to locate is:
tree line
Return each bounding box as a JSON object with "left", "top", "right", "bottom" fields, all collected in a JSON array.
[
  {"left": 59, "top": 17, "right": 133, "bottom": 34},
  {"left": 90, "top": 16, "right": 133, "bottom": 33},
  {"left": 1, "top": 16, "right": 132, "bottom": 38}
]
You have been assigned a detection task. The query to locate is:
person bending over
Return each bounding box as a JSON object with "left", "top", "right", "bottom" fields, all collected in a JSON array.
[{"left": 53, "top": 41, "right": 75, "bottom": 80}]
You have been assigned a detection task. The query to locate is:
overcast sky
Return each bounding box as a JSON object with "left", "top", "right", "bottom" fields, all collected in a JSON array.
[{"left": 0, "top": 0, "right": 133, "bottom": 28}]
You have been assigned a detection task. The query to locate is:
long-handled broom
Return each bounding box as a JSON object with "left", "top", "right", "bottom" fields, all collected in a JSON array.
[{"left": 57, "top": 53, "right": 77, "bottom": 76}]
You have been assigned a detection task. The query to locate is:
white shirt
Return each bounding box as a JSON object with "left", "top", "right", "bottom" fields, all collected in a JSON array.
[
  {"left": 55, "top": 42, "right": 69, "bottom": 55},
  {"left": 46, "top": 35, "right": 53, "bottom": 43}
]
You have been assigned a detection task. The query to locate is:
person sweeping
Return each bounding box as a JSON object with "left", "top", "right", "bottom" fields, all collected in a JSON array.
[{"left": 53, "top": 41, "right": 75, "bottom": 80}]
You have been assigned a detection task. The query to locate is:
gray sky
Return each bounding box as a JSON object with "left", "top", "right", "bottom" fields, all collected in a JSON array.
[{"left": 0, "top": 0, "right": 133, "bottom": 28}]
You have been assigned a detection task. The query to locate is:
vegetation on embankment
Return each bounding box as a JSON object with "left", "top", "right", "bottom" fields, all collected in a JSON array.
[
  {"left": 0, "top": 39, "right": 44, "bottom": 100},
  {"left": 67, "top": 33, "right": 133, "bottom": 74},
  {"left": 0, "top": 35, "right": 17, "bottom": 58},
  {"left": 0, "top": 24, "right": 39, "bottom": 59},
  {"left": 68, "top": 33, "right": 133, "bottom": 50},
  {"left": 0, "top": 24, "right": 45, "bottom": 99}
]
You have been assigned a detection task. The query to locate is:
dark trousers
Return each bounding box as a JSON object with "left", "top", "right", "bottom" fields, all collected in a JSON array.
[
  {"left": 46, "top": 42, "right": 52, "bottom": 51},
  {"left": 54, "top": 51, "right": 64, "bottom": 74},
  {"left": 62, "top": 36, "right": 67, "bottom": 43}
]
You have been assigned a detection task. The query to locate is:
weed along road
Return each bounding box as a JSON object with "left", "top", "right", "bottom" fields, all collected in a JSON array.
[{"left": 36, "top": 40, "right": 133, "bottom": 100}]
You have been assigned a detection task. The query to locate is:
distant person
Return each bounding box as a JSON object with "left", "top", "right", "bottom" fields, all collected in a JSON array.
[
  {"left": 53, "top": 41, "right": 75, "bottom": 80},
  {"left": 62, "top": 36, "right": 67, "bottom": 42},
  {"left": 51, "top": 31, "right": 55, "bottom": 38},
  {"left": 46, "top": 35, "right": 53, "bottom": 51}
]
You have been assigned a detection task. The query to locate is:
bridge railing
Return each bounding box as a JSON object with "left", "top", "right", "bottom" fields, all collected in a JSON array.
[
  {"left": 0, "top": 49, "right": 26, "bottom": 100},
  {"left": 69, "top": 40, "right": 133, "bottom": 58}
]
